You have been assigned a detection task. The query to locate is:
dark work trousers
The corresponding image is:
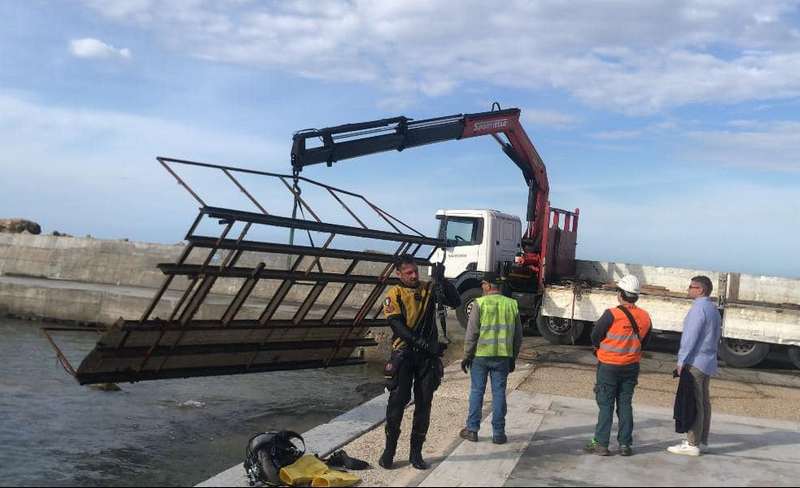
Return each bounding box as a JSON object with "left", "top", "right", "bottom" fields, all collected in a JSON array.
[
  {"left": 385, "top": 350, "right": 442, "bottom": 437},
  {"left": 687, "top": 365, "right": 712, "bottom": 446},
  {"left": 594, "top": 362, "right": 640, "bottom": 447}
]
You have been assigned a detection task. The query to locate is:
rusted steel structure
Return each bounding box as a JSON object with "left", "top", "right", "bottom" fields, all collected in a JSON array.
[{"left": 44, "top": 157, "right": 440, "bottom": 384}]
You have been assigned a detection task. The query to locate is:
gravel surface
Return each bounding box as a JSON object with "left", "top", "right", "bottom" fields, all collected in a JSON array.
[{"left": 517, "top": 361, "right": 800, "bottom": 422}]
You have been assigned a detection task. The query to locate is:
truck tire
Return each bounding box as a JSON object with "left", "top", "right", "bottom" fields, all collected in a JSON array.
[
  {"left": 787, "top": 347, "right": 800, "bottom": 370},
  {"left": 456, "top": 288, "right": 484, "bottom": 329},
  {"left": 719, "top": 339, "right": 770, "bottom": 368},
  {"left": 536, "top": 312, "right": 584, "bottom": 345}
]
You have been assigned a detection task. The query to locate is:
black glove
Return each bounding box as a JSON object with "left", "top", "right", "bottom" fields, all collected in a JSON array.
[
  {"left": 461, "top": 357, "right": 473, "bottom": 374},
  {"left": 432, "top": 263, "right": 446, "bottom": 282},
  {"left": 508, "top": 357, "right": 516, "bottom": 373},
  {"left": 411, "top": 336, "right": 433, "bottom": 354}
]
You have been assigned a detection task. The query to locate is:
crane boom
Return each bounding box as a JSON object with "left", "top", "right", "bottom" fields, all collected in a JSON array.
[{"left": 291, "top": 107, "right": 549, "bottom": 242}]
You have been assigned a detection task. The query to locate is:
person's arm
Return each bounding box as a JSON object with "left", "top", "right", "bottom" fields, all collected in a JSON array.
[
  {"left": 384, "top": 290, "right": 432, "bottom": 353},
  {"left": 677, "top": 303, "right": 704, "bottom": 369},
  {"left": 387, "top": 316, "right": 433, "bottom": 353},
  {"left": 463, "top": 301, "right": 481, "bottom": 359},
  {"left": 439, "top": 279, "right": 461, "bottom": 308},
  {"left": 513, "top": 312, "right": 523, "bottom": 359},
  {"left": 591, "top": 310, "right": 614, "bottom": 348},
  {"left": 640, "top": 316, "right": 653, "bottom": 349}
]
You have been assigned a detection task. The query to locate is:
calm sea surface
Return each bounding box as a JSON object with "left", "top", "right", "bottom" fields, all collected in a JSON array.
[{"left": 0, "top": 318, "right": 383, "bottom": 486}]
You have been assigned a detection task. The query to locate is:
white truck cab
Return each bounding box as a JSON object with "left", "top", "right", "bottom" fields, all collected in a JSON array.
[
  {"left": 430, "top": 209, "right": 522, "bottom": 278},
  {"left": 430, "top": 209, "right": 528, "bottom": 327}
]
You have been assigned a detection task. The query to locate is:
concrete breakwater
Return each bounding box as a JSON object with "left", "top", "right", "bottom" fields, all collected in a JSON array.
[{"left": 0, "top": 233, "right": 420, "bottom": 363}]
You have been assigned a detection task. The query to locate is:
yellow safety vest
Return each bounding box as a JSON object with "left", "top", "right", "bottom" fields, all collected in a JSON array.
[{"left": 475, "top": 294, "right": 518, "bottom": 358}]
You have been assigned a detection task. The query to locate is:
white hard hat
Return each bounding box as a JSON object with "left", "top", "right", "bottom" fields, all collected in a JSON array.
[{"left": 617, "top": 275, "right": 640, "bottom": 295}]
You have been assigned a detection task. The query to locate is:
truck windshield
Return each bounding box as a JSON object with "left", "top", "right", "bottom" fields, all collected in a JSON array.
[{"left": 439, "top": 217, "right": 483, "bottom": 247}]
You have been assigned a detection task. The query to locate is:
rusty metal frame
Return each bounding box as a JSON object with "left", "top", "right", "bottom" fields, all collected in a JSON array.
[{"left": 48, "top": 157, "right": 441, "bottom": 384}]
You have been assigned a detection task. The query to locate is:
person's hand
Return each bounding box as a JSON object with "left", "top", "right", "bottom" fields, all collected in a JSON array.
[
  {"left": 461, "top": 358, "right": 473, "bottom": 374},
  {"left": 411, "top": 337, "right": 432, "bottom": 354},
  {"left": 432, "top": 263, "right": 446, "bottom": 282},
  {"left": 508, "top": 357, "right": 516, "bottom": 373},
  {"left": 677, "top": 365, "right": 683, "bottom": 376}
]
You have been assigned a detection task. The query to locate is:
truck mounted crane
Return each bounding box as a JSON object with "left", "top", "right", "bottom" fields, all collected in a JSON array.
[{"left": 291, "top": 105, "right": 580, "bottom": 318}]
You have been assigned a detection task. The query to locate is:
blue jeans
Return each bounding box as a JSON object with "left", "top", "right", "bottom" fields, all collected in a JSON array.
[{"left": 466, "top": 356, "right": 510, "bottom": 436}]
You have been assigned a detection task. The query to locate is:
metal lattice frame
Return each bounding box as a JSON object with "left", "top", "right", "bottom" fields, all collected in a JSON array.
[{"left": 50, "top": 157, "right": 441, "bottom": 384}]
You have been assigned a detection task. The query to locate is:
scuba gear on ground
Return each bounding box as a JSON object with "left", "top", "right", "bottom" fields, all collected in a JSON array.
[
  {"left": 279, "top": 455, "right": 328, "bottom": 486},
  {"left": 324, "top": 450, "right": 370, "bottom": 471},
  {"left": 409, "top": 432, "right": 429, "bottom": 470},
  {"left": 309, "top": 469, "right": 361, "bottom": 487},
  {"left": 379, "top": 425, "right": 400, "bottom": 469},
  {"left": 279, "top": 454, "right": 361, "bottom": 487},
  {"left": 244, "top": 431, "right": 305, "bottom": 486}
]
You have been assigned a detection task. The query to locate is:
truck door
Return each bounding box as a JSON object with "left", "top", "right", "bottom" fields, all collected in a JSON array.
[
  {"left": 436, "top": 216, "right": 485, "bottom": 278},
  {"left": 497, "top": 218, "right": 521, "bottom": 266}
]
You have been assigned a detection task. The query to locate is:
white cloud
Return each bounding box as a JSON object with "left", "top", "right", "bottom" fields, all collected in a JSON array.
[
  {"left": 79, "top": 0, "right": 800, "bottom": 113},
  {"left": 69, "top": 38, "right": 131, "bottom": 60},
  {"left": 590, "top": 130, "right": 643, "bottom": 140},
  {"left": 0, "top": 92, "right": 286, "bottom": 240},
  {"left": 684, "top": 121, "right": 800, "bottom": 171},
  {"left": 522, "top": 109, "right": 580, "bottom": 129}
]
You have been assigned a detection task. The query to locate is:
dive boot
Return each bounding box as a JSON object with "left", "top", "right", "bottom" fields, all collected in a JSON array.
[
  {"left": 379, "top": 426, "right": 400, "bottom": 469},
  {"left": 409, "top": 433, "right": 429, "bottom": 470}
]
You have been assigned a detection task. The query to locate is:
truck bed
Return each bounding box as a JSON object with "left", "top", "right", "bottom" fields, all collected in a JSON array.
[{"left": 542, "top": 260, "right": 800, "bottom": 347}]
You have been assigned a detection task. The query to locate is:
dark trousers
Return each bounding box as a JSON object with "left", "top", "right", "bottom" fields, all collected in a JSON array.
[
  {"left": 385, "top": 350, "right": 442, "bottom": 437},
  {"left": 687, "top": 366, "right": 712, "bottom": 446},
  {"left": 594, "top": 362, "right": 640, "bottom": 447}
]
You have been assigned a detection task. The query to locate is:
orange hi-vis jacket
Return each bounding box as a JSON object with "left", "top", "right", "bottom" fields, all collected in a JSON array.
[{"left": 597, "top": 305, "right": 652, "bottom": 366}]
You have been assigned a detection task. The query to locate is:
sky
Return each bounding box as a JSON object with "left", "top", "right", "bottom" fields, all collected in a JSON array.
[{"left": 1, "top": 0, "right": 799, "bottom": 278}]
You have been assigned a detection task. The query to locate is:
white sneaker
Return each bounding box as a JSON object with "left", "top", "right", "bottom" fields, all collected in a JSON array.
[{"left": 667, "top": 440, "right": 700, "bottom": 456}]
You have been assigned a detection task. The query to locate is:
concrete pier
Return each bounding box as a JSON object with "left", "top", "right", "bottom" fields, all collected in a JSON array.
[{"left": 199, "top": 352, "right": 800, "bottom": 487}]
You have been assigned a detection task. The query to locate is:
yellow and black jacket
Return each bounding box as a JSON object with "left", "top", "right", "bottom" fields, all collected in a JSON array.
[{"left": 383, "top": 280, "right": 460, "bottom": 352}]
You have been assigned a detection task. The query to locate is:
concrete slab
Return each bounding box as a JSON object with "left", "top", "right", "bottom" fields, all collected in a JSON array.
[
  {"left": 505, "top": 395, "right": 800, "bottom": 487},
  {"left": 420, "top": 391, "right": 551, "bottom": 487}
]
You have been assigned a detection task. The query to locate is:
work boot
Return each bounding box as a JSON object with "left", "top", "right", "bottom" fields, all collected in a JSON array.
[
  {"left": 583, "top": 438, "right": 610, "bottom": 456},
  {"left": 619, "top": 445, "right": 633, "bottom": 457},
  {"left": 409, "top": 432, "right": 429, "bottom": 470},
  {"left": 459, "top": 428, "right": 478, "bottom": 442},
  {"left": 379, "top": 426, "right": 400, "bottom": 469},
  {"left": 492, "top": 433, "right": 508, "bottom": 445}
]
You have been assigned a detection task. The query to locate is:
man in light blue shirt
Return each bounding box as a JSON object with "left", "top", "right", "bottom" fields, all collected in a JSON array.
[{"left": 668, "top": 275, "right": 721, "bottom": 457}]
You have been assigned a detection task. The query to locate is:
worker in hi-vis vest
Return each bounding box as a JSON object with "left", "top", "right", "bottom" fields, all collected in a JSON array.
[
  {"left": 584, "top": 274, "right": 652, "bottom": 457},
  {"left": 459, "top": 273, "right": 522, "bottom": 445}
]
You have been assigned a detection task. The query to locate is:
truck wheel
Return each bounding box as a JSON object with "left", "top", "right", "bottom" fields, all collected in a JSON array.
[
  {"left": 719, "top": 339, "right": 770, "bottom": 368},
  {"left": 536, "top": 313, "right": 584, "bottom": 345},
  {"left": 787, "top": 347, "right": 800, "bottom": 370},
  {"left": 456, "top": 288, "right": 484, "bottom": 329}
]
